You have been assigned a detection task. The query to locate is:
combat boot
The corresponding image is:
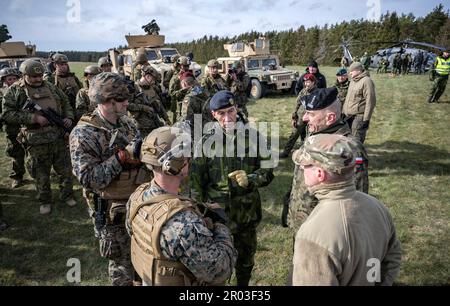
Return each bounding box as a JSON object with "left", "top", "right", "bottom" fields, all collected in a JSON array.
[
  {"left": 66, "top": 198, "right": 77, "bottom": 207},
  {"left": 40, "top": 204, "right": 52, "bottom": 215},
  {"left": 11, "top": 178, "right": 23, "bottom": 189}
]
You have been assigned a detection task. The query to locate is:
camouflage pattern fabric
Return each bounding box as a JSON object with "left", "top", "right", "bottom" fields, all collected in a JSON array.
[
  {"left": 180, "top": 86, "right": 209, "bottom": 129},
  {"left": 429, "top": 74, "right": 448, "bottom": 102},
  {"left": 88, "top": 73, "right": 129, "bottom": 105},
  {"left": 133, "top": 180, "right": 237, "bottom": 284},
  {"left": 190, "top": 122, "right": 274, "bottom": 285},
  {"left": 44, "top": 72, "right": 82, "bottom": 110},
  {"left": 169, "top": 70, "right": 184, "bottom": 122},
  {"left": 75, "top": 88, "right": 93, "bottom": 121},
  {"left": 2, "top": 80, "right": 74, "bottom": 206},
  {"left": 286, "top": 120, "right": 369, "bottom": 230},
  {"left": 225, "top": 72, "right": 250, "bottom": 117},
  {"left": 334, "top": 79, "right": 350, "bottom": 106},
  {"left": 200, "top": 74, "right": 228, "bottom": 98}
]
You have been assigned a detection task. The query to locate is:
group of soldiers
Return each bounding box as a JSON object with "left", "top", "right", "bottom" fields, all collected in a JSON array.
[{"left": 1, "top": 44, "right": 448, "bottom": 285}]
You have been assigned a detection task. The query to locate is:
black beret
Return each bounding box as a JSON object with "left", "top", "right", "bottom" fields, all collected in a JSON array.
[
  {"left": 210, "top": 90, "right": 236, "bottom": 111},
  {"left": 301, "top": 87, "right": 338, "bottom": 111}
]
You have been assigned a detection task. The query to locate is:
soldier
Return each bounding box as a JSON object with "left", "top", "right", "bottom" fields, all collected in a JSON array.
[
  {"left": 44, "top": 53, "right": 83, "bottom": 111},
  {"left": 414, "top": 51, "right": 424, "bottom": 74},
  {"left": 428, "top": 49, "right": 450, "bottom": 103},
  {"left": 131, "top": 65, "right": 170, "bottom": 137},
  {"left": 201, "top": 59, "right": 228, "bottom": 98},
  {"left": 401, "top": 53, "right": 410, "bottom": 75},
  {"left": 392, "top": 53, "right": 402, "bottom": 76},
  {"left": 169, "top": 56, "right": 192, "bottom": 122},
  {"left": 294, "top": 60, "right": 326, "bottom": 95},
  {"left": 360, "top": 51, "right": 371, "bottom": 71},
  {"left": 69, "top": 72, "right": 152, "bottom": 286},
  {"left": 179, "top": 71, "right": 209, "bottom": 131},
  {"left": 0, "top": 68, "right": 26, "bottom": 188},
  {"left": 334, "top": 68, "right": 350, "bottom": 107},
  {"left": 75, "top": 65, "right": 102, "bottom": 121},
  {"left": 163, "top": 54, "right": 180, "bottom": 91},
  {"left": 2, "top": 59, "right": 76, "bottom": 215},
  {"left": 282, "top": 87, "right": 368, "bottom": 230},
  {"left": 190, "top": 91, "right": 274, "bottom": 286},
  {"left": 292, "top": 134, "right": 401, "bottom": 286},
  {"left": 225, "top": 61, "right": 250, "bottom": 117},
  {"left": 98, "top": 57, "right": 113, "bottom": 73},
  {"left": 132, "top": 50, "right": 149, "bottom": 83},
  {"left": 280, "top": 73, "right": 317, "bottom": 159},
  {"left": 343, "top": 62, "right": 376, "bottom": 144},
  {"left": 127, "top": 126, "right": 237, "bottom": 286}
]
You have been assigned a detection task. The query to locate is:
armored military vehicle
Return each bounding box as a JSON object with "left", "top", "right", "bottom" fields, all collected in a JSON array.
[
  {"left": 213, "top": 37, "right": 299, "bottom": 99},
  {"left": 109, "top": 33, "right": 202, "bottom": 90},
  {"left": 0, "top": 41, "right": 47, "bottom": 70}
]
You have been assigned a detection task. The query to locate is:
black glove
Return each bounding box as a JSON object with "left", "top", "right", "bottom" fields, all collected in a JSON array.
[
  {"left": 203, "top": 203, "right": 229, "bottom": 225},
  {"left": 360, "top": 120, "right": 370, "bottom": 130}
]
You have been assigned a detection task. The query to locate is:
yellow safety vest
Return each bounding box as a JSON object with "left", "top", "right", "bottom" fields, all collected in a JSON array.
[{"left": 435, "top": 57, "right": 450, "bottom": 76}]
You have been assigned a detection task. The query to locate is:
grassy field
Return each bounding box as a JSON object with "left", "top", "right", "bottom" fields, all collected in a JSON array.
[{"left": 0, "top": 63, "right": 449, "bottom": 285}]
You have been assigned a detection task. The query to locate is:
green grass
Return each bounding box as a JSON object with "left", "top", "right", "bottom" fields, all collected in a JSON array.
[{"left": 0, "top": 65, "right": 449, "bottom": 286}]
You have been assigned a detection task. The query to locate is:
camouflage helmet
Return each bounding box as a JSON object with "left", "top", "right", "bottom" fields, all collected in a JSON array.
[
  {"left": 88, "top": 72, "right": 129, "bottom": 105},
  {"left": 98, "top": 56, "right": 112, "bottom": 67},
  {"left": 84, "top": 65, "right": 102, "bottom": 76},
  {"left": 293, "top": 134, "right": 358, "bottom": 174},
  {"left": 141, "top": 65, "right": 158, "bottom": 78},
  {"left": 171, "top": 54, "right": 180, "bottom": 64},
  {"left": 140, "top": 126, "right": 189, "bottom": 175},
  {"left": 177, "top": 56, "right": 190, "bottom": 66},
  {"left": 52, "top": 53, "right": 69, "bottom": 64},
  {"left": 207, "top": 59, "right": 219, "bottom": 67},
  {"left": 19, "top": 59, "right": 45, "bottom": 76},
  {"left": 0, "top": 67, "right": 20, "bottom": 81},
  {"left": 135, "top": 52, "right": 148, "bottom": 64},
  {"left": 232, "top": 61, "right": 243, "bottom": 69}
]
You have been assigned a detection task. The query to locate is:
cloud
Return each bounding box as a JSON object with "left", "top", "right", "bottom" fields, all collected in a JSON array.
[{"left": 308, "top": 2, "right": 323, "bottom": 10}]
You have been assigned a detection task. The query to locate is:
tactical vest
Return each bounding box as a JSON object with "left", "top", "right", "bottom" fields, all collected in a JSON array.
[
  {"left": 435, "top": 57, "right": 450, "bottom": 76},
  {"left": 128, "top": 183, "right": 209, "bottom": 286},
  {"left": 22, "top": 81, "right": 63, "bottom": 145},
  {"left": 77, "top": 114, "right": 151, "bottom": 200},
  {"left": 55, "top": 73, "right": 80, "bottom": 93}
]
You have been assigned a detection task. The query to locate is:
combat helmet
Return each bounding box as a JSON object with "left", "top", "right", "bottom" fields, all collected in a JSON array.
[
  {"left": 88, "top": 72, "right": 129, "bottom": 105},
  {"left": 207, "top": 59, "right": 219, "bottom": 67},
  {"left": 98, "top": 56, "right": 113, "bottom": 67},
  {"left": 19, "top": 59, "right": 45, "bottom": 76},
  {"left": 177, "top": 56, "right": 190, "bottom": 66},
  {"left": 0, "top": 67, "right": 20, "bottom": 81},
  {"left": 53, "top": 53, "right": 69, "bottom": 64},
  {"left": 84, "top": 65, "right": 102, "bottom": 76},
  {"left": 135, "top": 52, "right": 148, "bottom": 65}
]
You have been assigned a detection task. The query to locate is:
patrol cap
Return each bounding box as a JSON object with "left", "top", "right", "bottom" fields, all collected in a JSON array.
[
  {"left": 88, "top": 72, "right": 129, "bottom": 105},
  {"left": 210, "top": 90, "right": 236, "bottom": 111},
  {"left": 292, "top": 134, "right": 357, "bottom": 174},
  {"left": 207, "top": 59, "right": 219, "bottom": 68},
  {"left": 336, "top": 68, "right": 348, "bottom": 76},
  {"left": 53, "top": 53, "right": 69, "bottom": 64},
  {"left": 349, "top": 62, "right": 364, "bottom": 72},
  {"left": 19, "top": 59, "right": 45, "bottom": 77},
  {"left": 300, "top": 87, "right": 338, "bottom": 111}
]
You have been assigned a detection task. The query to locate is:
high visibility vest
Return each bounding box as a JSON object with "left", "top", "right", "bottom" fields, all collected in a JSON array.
[{"left": 435, "top": 57, "right": 450, "bottom": 76}]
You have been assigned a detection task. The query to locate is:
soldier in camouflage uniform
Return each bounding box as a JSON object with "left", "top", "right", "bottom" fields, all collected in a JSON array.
[
  {"left": 281, "top": 87, "right": 369, "bottom": 230},
  {"left": 334, "top": 68, "right": 350, "bottom": 108},
  {"left": 127, "top": 126, "right": 237, "bottom": 286},
  {"left": 201, "top": 60, "right": 228, "bottom": 98},
  {"left": 179, "top": 71, "right": 209, "bottom": 132},
  {"left": 280, "top": 74, "right": 317, "bottom": 159},
  {"left": 131, "top": 50, "right": 150, "bottom": 83},
  {"left": 190, "top": 91, "right": 274, "bottom": 286},
  {"left": 44, "top": 53, "right": 83, "bottom": 112},
  {"left": 75, "top": 65, "right": 102, "bottom": 121},
  {"left": 163, "top": 54, "right": 180, "bottom": 91},
  {"left": 98, "top": 57, "right": 113, "bottom": 73},
  {"left": 225, "top": 61, "right": 250, "bottom": 117},
  {"left": 69, "top": 72, "right": 152, "bottom": 286},
  {"left": 1, "top": 68, "right": 26, "bottom": 189},
  {"left": 2, "top": 60, "right": 76, "bottom": 215},
  {"left": 169, "top": 56, "right": 192, "bottom": 122}
]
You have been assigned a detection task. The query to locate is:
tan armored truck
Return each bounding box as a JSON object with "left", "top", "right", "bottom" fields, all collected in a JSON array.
[
  {"left": 0, "top": 41, "right": 47, "bottom": 70},
  {"left": 212, "top": 37, "right": 299, "bottom": 99},
  {"left": 109, "top": 34, "right": 202, "bottom": 90}
]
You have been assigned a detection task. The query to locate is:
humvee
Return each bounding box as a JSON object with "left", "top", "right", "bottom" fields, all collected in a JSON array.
[
  {"left": 212, "top": 37, "right": 299, "bottom": 99},
  {"left": 109, "top": 34, "right": 202, "bottom": 90},
  {"left": 0, "top": 41, "right": 47, "bottom": 70}
]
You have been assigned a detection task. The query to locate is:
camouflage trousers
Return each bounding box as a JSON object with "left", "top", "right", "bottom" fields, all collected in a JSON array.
[
  {"left": 4, "top": 126, "right": 25, "bottom": 180},
  {"left": 429, "top": 74, "right": 448, "bottom": 102},
  {"left": 283, "top": 121, "right": 307, "bottom": 154},
  {"left": 232, "top": 227, "right": 257, "bottom": 286},
  {"left": 25, "top": 139, "right": 73, "bottom": 205}
]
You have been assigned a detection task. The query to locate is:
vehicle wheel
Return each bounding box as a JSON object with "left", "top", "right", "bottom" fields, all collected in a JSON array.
[{"left": 250, "top": 79, "right": 265, "bottom": 99}]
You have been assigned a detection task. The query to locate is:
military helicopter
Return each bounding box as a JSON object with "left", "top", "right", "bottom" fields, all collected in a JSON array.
[{"left": 332, "top": 37, "right": 445, "bottom": 72}]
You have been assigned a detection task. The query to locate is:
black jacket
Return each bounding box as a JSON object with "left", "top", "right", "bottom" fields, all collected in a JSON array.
[{"left": 295, "top": 70, "right": 327, "bottom": 95}]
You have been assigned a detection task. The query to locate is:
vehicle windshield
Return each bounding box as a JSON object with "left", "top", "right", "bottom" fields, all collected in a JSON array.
[
  {"left": 248, "top": 59, "right": 259, "bottom": 69},
  {"left": 161, "top": 49, "right": 178, "bottom": 59},
  {"left": 146, "top": 50, "right": 158, "bottom": 61},
  {"left": 262, "top": 58, "right": 277, "bottom": 67},
  {"left": 0, "top": 61, "right": 10, "bottom": 69}
]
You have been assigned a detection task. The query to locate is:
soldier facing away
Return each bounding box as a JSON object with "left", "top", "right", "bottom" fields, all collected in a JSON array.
[
  {"left": 127, "top": 126, "right": 237, "bottom": 286},
  {"left": 69, "top": 72, "right": 152, "bottom": 285},
  {"left": 190, "top": 91, "right": 274, "bottom": 286},
  {"left": 292, "top": 134, "right": 401, "bottom": 286},
  {"left": 2, "top": 59, "right": 76, "bottom": 215}
]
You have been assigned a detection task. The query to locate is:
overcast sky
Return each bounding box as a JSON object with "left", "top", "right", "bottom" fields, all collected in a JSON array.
[{"left": 0, "top": 0, "right": 447, "bottom": 52}]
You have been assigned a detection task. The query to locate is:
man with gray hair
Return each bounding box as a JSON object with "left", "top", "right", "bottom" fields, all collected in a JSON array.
[
  {"left": 343, "top": 62, "right": 376, "bottom": 144},
  {"left": 292, "top": 134, "right": 401, "bottom": 286}
]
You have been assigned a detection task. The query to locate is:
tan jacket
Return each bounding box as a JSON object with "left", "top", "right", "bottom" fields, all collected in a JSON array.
[
  {"left": 293, "top": 180, "right": 401, "bottom": 286},
  {"left": 343, "top": 71, "right": 376, "bottom": 121}
]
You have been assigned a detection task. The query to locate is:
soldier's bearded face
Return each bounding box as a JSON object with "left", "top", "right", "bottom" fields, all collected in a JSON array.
[
  {"left": 212, "top": 106, "right": 237, "bottom": 132},
  {"left": 25, "top": 75, "right": 43, "bottom": 87},
  {"left": 102, "top": 99, "right": 129, "bottom": 117},
  {"left": 303, "top": 110, "right": 327, "bottom": 133},
  {"left": 56, "top": 63, "right": 69, "bottom": 74},
  {"left": 5, "top": 76, "right": 18, "bottom": 86},
  {"left": 210, "top": 66, "right": 218, "bottom": 76}
]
